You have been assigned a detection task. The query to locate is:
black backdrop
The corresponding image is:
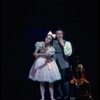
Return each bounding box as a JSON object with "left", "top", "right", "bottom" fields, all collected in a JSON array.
[{"left": 1, "top": 0, "right": 99, "bottom": 100}]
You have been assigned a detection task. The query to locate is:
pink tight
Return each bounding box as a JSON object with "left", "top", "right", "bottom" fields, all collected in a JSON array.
[{"left": 40, "top": 82, "right": 55, "bottom": 100}]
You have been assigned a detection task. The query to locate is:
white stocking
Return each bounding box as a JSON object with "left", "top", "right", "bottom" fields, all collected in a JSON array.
[
  {"left": 49, "top": 83, "right": 54, "bottom": 99},
  {"left": 40, "top": 82, "right": 45, "bottom": 99}
]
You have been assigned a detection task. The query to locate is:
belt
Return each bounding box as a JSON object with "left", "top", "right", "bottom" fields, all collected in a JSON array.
[{"left": 55, "top": 52, "right": 62, "bottom": 53}]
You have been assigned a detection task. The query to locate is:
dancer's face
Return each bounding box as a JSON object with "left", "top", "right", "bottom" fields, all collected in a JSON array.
[
  {"left": 56, "top": 30, "right": 63, "bottom": 40},
  {"left": 45, "top": 35, "right": 52, "bottom": 44}
]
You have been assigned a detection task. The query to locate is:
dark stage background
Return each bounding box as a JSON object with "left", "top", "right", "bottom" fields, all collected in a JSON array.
[{"left": 1, "top": 0, "right": 99, "bottom": 100}]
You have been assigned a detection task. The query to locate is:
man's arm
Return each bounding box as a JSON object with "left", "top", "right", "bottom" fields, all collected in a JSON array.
[{"left": 63, "top": 41, "right": 72, "bottom": 56}]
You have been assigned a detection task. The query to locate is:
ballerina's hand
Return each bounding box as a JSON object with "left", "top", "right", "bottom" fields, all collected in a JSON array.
[
  {"left": 46, "top": 52, "right": 50, "bottom": 57},
  {"left": 32, "top": 52, "right": 38, "bottom": 58}
]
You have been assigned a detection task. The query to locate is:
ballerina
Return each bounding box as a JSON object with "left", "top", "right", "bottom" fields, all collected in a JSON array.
[{"left": 29, "top": 31, "right": 61, "bottom": 100}]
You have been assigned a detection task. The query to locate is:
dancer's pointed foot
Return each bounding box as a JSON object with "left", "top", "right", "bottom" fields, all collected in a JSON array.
[
  {"left": 51, "top": 97, "right": 56, "bottom": 100},
  {"left": 40, "top": 97, "right": 45, "bottom": 100}
]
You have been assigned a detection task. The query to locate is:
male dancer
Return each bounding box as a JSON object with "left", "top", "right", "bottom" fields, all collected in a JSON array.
[{"left": 53, "top": 28, "right": 72, "bottom": 100}]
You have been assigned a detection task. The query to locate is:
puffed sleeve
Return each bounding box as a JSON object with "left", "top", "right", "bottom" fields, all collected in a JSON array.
[
  {"left": 64, "top": 41, "right": 72, "bottom": 56},
  {"left": 35, "top": 42, "right": 43, "bottom": 49},
  {"left": 48, "top": 47, "right": 55, "bottom": 56}
]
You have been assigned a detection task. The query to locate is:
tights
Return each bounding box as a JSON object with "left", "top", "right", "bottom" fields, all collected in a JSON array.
[{"left": 40, "top": 82, "right": 55, "bottom": 99}]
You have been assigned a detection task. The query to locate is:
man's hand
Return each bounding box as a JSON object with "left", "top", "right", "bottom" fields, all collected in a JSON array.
[{"left": 58, "top": 38, "right": 64, "bottom": 47}]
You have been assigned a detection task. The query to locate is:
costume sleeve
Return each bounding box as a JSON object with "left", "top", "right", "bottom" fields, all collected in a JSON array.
[
  {"left": 64, "top": 41, "right": 72, "bottom": 56},
  {"left": 35, "top": 42, "right": 42, "bottom": 49},
  {"left": 48, "top": 48, "right": 55, "bottom": 56},
  {"left": 72, "top": 76, "right": 75, "bottom": 79}
]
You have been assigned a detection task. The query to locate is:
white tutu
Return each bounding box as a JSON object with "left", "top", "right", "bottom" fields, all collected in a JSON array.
[
  {"left": 29, "top": 57, "right": 61, "bottom": 83},
  {"left": 29, "top": 41, "right": 61, "bottom": 83}
]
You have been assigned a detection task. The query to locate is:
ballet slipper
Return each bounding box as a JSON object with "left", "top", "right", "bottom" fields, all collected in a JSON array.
[
  {"left": 51, "top": 97, "right": 56, "bottom": 100},
  {"left": 40, "top": 97, "right": 45, "bottom": 100}
]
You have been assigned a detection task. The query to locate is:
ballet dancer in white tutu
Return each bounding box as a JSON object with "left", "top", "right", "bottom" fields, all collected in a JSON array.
[{"left": 29, "top": 31, "right": 61, "bottom": 100}]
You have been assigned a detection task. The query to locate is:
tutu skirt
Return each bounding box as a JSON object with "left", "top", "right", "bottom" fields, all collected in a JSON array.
[{"left": 29, "top": 57, "right": 61, "bottom": 83}]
